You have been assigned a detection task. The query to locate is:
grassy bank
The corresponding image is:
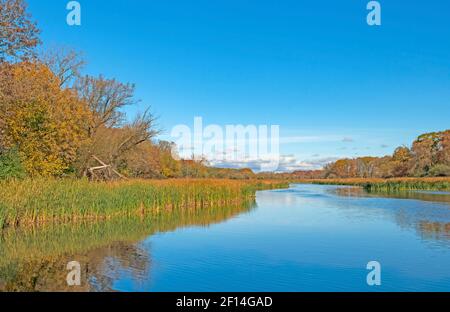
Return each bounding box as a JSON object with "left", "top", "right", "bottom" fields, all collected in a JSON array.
[
  {"left": 297, "top": 177, "right": 450, "bottom": 192},
  {"left": 0, "top": 178, "right": 288, "bottom": 229}
]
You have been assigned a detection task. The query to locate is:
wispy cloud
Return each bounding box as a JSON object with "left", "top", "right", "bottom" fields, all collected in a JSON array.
[
  {"left": 280, "top": 135, "right": 345, "bottom": 144},
  {"left": 342, "top": 137, "right": 354, "bottom": 143}
]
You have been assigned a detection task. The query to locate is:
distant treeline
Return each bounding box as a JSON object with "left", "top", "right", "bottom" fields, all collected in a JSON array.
[
  {"left": 282, "top": 130, "right": 450, "bottom": 180},
  {"left": 0, "top": 0, "right": 257, "bottom": 181}
]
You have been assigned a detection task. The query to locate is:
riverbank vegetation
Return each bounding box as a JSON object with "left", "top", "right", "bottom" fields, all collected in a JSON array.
[
  {"left": 299, "top": 177, "right": 450, "bottom": 192},
  {"left": 1, "top": 0, "right": 449, "bottom": 235},
  {"left": 0, "top": 179, "right": 288, "bottom": 229}
]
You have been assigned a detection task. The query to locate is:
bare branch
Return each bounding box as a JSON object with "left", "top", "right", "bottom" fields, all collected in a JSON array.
[
  {"left": 75, "top": 75, "right": 136, "bottom": 132},
  {"left": 42, "top": 47, "right": 85, "bottom": 88}
]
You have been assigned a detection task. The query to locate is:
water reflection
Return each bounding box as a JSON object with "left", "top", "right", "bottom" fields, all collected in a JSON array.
[
  {"left": 0, "top": 201, "right": 256, "bottom": 291},
  {"left": 330, "top": 186, "right": 450, "bottom": 246},
  {"left": 2, "top": 185, "right": 450, "bottom": 292},
  {"left": 331, "top": 186, "right": 450, "bottom": 204}
]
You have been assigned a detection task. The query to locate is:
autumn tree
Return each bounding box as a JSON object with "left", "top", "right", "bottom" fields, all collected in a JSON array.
[
  {"left": 0, "top": 62, "right": 92, "bottom": 176},
  {"left": 325, "top": 159, "right": 356, "bottom": 178},
  {"left": 158, "top": 141, "right": 181, "bottom": 178},
  {"left": 73, "top": 75, "right": 160, "bottom": 178},
  {"left": 0, "top": 0, "right": 40, "bottom": 62},
  {"left": 411, "top": 131, "right": 446, "bottom": 176},
  {"left": 74, "top": 75, "right": 135, "bottom": 175},
  {"left": 429, "top": 130, "right": 450, "bottom": 176},
  {"left": 355, "top": 157, "right": 377, "bottom": 178},
  {"left": 389, "top": 146, "right": 414, "bottom": 177},
  {"left": 77, "top": 112, "right": 160, "bottom": 176},
  {"left": 112, "top": 109, "right": 160, "bottom": 162},
  {"left": 435, "top": 130, "right": 450, "bottom": 165},
  {"left": 371, "top": 156, "right": 394, "bottom": 178},
  {"left": 120, "top": 141, "right": 163, "bottom": 178}
]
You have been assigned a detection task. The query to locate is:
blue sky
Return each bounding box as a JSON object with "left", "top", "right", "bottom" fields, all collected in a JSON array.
[{"left": 27, "top": 0, "right": 450, "bottom": 171}]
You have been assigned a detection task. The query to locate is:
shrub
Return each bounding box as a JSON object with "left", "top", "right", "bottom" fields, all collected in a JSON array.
[
  {"left": 0, "top": 148, "right": 26, "bottom": 180},
  {"left": 428, "top": 164, "right": 450, "bottom": 177}
]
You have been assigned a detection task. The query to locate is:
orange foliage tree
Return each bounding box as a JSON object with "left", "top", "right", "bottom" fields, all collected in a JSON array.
[{"left": 0, "top": 0, "right": 40, "bottom": 62}]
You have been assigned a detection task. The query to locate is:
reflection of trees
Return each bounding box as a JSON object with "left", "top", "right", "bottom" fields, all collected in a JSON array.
[
  {"left": 0, "top": 242, "right": 151, "bottom": 292},
  {"left": 331, "top": 186, "right": 450, "bottom": 204},
  {"left": 417, "top": 221, "right": 450, "bottom": 242},
  {"left": 0, "top": 200, "right": 256, "bottom": 292},
  {"left": 331, "top": 186, "right": 450, "bottom": 246},
  {"left": 88, "top": 242, "right": 151, "bottom": 292}
]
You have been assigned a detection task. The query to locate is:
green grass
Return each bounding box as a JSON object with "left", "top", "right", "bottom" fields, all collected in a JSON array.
[{"left": 363, "top": 180, "right": 450, "bottom": 192}]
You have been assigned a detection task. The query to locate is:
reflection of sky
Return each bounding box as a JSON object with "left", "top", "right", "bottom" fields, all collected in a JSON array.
[{"left": 112, "top": 185, "right": 450, "bottom": 292}]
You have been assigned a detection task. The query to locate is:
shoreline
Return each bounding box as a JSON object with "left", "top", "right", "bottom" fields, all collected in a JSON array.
[{"left": 292, "top": 177, "right": 450, "bottom": 191}]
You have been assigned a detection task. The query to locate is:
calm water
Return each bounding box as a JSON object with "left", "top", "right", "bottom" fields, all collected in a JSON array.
[{"left": 1, "top": 184, "right": 450, "bottom": 292}]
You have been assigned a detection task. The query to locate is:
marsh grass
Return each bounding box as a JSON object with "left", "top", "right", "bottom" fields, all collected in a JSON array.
[
  {"left": 0, "top": 178, "right": 288, "bottom": 229},
  {"left": 299, "top": 177, "right": 450, "bottom": 192}
]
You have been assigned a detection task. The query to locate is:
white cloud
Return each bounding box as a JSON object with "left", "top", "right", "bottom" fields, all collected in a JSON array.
[{"left": 210, "top": 155, "right": 339, "bottom": 173}]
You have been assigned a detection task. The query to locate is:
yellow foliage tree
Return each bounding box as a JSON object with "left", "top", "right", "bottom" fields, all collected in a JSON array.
[{"left": 0, "top": 62, "right": 92, "bottom": 176}]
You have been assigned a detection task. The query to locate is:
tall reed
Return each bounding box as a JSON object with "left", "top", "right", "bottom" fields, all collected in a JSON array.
[
  {"left": 299, "top": 177, "right": 450, "bottom": 191},
  {"left": 0, "top": 178, "right": 288, "bottom": 229}
]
